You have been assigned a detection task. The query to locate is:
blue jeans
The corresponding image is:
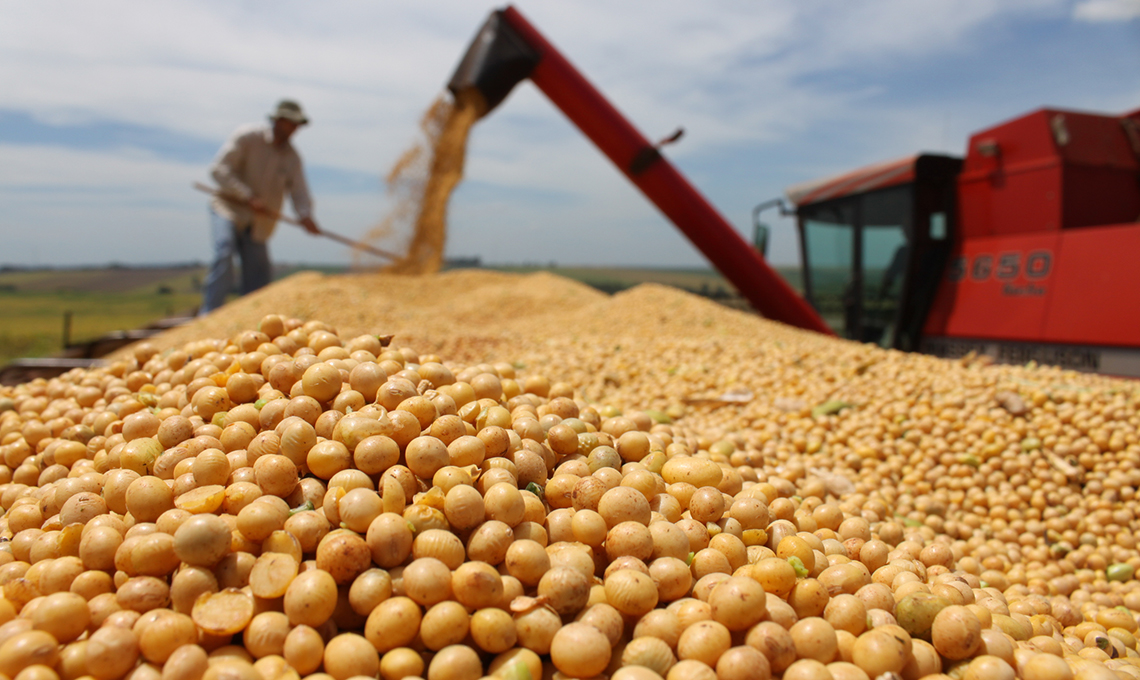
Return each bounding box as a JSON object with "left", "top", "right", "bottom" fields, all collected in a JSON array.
[{"left": 200, "top": 209, "right": 271, "bottom": 315}]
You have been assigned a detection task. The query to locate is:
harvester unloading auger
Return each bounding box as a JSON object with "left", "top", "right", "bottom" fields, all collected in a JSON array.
[{"left": 447, "top": 6, "right": 834, "bottom": 336}]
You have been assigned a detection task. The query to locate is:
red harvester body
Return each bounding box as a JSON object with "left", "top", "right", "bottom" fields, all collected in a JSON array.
[{"left": 452, "top": 6, "right": 1140, "bottom": 375}]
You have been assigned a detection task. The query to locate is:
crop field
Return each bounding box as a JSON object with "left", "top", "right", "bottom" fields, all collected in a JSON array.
[
  {"left": 0, "top": 264, "right": 801, "bottom": 366},
  {"left": 0, "top": 266, "right": 204, "bottom": 365}
]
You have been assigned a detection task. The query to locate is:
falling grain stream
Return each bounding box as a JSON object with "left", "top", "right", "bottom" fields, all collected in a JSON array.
[{"left": 358, "top": 89, "right": 487, "bottom": 274}]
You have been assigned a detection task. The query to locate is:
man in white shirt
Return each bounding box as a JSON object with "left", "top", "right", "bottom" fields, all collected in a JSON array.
[{"left": 200, "top": 99, "right": 322, "bottom": 315}]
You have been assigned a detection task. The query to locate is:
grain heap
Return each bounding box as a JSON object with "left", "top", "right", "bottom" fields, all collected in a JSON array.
[{"left": 1, "top": 271, "right": 1139, "bottom": 680}]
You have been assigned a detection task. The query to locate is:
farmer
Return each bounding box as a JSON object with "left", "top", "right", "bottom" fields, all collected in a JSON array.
[{"left": 200, "top": 99, "right": 322, "bottom": 315}]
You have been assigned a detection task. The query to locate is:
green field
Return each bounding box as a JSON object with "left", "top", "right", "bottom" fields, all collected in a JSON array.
[
  {"left": 0, "top": 263, "right": 803, "bottom": 367},
  {"left": 0, "top": 266, "right": 204, "bottom": 366}
]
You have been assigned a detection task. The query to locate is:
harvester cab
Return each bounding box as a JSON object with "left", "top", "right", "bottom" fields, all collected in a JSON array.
[
  {"left": 782, "top": 155, "right": 961, "bottom": 351},
  {"left": 782, "top": 107, "right": 1140, "bottom": 375}
]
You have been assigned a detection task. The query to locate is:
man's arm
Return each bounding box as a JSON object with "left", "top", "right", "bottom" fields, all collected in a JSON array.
[
  {"left": 289, "top": 158, "right": 320, "bottom": 235},
  {"left": 210, "top": 131, "right": 255, "bottom": 203}
]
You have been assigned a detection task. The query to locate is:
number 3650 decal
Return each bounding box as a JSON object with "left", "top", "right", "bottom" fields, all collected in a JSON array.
[{"left": 948, "top": 250, "right": 1053, "bottom": 282}]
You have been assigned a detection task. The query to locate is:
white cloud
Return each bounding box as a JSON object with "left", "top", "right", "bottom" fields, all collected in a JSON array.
[
  {"left": 0, "top": 0, "right": 1135, "bottom": 269},
  {"left": 0, "top": 143, "right": 383, "bottom": 265},
  {"left": 0, "top": 0, "right": 1075, "bottom": 164},
  {"left": 0, "top": 144, "right": 196, "bottom": 193},
  {"left": 1073, "top": 0, "right": 1140, "bottom": 21}
]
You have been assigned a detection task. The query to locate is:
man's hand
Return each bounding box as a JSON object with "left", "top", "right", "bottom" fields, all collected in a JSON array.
[
  {"left": 247, "top": 196, "right": 268, "bottom": 214},
  {"left": 300, "top": 216, "right": 321, "bottom": 235}
]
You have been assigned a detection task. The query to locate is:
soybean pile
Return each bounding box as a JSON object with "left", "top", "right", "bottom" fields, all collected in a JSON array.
[{"left": 1, "top": 271, "right": 1139, "bottom": 680}]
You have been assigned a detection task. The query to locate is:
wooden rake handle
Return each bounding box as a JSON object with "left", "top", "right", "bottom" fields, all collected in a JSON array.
[{"left": 193, "top": 182, "right": 399, "bottom": 260}]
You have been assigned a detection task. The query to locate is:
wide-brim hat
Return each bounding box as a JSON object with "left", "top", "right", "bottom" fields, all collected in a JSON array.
[{"left": 269, "top": 99, "right": 309, "bottom": 125}]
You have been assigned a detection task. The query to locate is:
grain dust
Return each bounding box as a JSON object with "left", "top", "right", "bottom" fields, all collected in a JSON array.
[{"left": 358, "top": 89, "right": 486, "bottom": 273}]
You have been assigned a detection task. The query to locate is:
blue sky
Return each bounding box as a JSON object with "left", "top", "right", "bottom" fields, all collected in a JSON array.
[{"left": 1, "top": 0, "right": 1137, "bottom": 269}]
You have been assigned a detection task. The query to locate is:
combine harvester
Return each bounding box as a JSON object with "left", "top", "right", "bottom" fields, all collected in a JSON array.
[
  {"left": 450, "top": 6, "right": 1140, "bottom": 376},
  {"left": 446, "top": 7, "right": 832, "bottom": 336},
  {"left": 6, "top": 8, "right": 1134, "bottom": 383},
  {"left": 768, "top": 109, "right": 1140, "bottom": 376}
]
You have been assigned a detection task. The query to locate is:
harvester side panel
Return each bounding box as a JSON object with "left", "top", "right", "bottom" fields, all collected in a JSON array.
[
  {"left": 923, "top": 223, "right": 1140, "bottom": 349},
  {"left": 1042, "top": 223, "right": 1140, "bottom": 346},
  {"left": 923, "top": 233, "right": 1059, "bottom": 342}
]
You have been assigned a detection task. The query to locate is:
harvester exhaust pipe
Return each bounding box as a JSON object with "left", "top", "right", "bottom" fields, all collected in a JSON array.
[
  {"left": 446, "top": 6, "right": 834, "bottom": 336},
  {"left": 447, "top": 10, "right": 539, "bottom": 116}
]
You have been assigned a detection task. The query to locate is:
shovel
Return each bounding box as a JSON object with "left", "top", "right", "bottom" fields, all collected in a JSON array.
[{"left": 193, "top": 182, "right": 399, "bottom": 260}]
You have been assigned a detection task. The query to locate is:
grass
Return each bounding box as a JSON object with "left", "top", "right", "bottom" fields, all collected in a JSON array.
[
  {"left": 0, "top": 266, "right": 205, "bottom": 366},
  {"left": 0, "top": 291, "right": 202, "bottom": 366}
]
